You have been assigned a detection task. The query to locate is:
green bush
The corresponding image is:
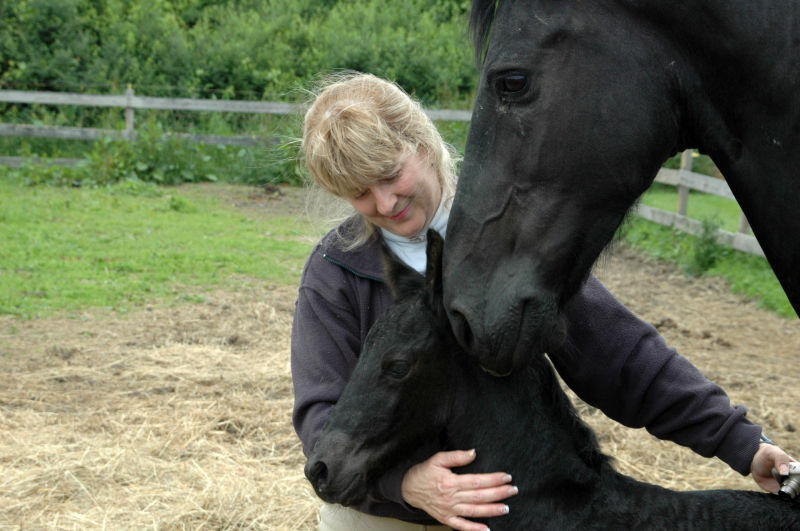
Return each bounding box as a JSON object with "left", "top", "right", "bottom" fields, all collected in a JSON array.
[
  {"left": 687, "top": 216, "right": 730, "bottom": 277},
  {"left": 3, "top": 119, "right": 301, "bottom": 187},
  {"left": 1, "top": 0, "right": 475, "bottom": 185},
  {"left": 1, "top": 0, "right": 476, "bottom": 104}
]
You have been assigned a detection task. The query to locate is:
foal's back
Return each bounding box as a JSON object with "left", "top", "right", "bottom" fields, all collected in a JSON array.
[{"left": 444, "top": 357, "right": 800, "bottom": 530}]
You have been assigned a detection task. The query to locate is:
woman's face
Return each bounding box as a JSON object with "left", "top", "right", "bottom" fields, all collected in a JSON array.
[{"left": 348, "top": 151, "right": 442, "bottom": 238}]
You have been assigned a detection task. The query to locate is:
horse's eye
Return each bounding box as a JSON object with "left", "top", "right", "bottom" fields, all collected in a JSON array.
[
  {"left": 498, "top": 74, "right": 529, "bottom": 95},
  {"left": 384, "top": 360, "right": 412, "bottom": 380}
]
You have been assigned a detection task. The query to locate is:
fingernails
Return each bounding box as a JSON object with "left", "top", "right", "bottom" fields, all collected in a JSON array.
[
  {"left": 504, "top": 474, "right": 513, "bottom": 482},
  {"left": 780, "top": 464, "right": 789, "bottom": 475},
  {"left": 468, "top": 449, "right": 476, "bottom": 457},
  {"left": 503, "top": 504, "right": 510, "bottom": 514},
  {"left": 511, "top": 485, "right": 519, "bottom": 495}
]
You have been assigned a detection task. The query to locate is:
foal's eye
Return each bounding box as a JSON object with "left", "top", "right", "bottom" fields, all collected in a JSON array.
[
  {"left": 497, "top": 74, "right": 529, "bottom": 96},
  {"left": 384, "top": 360, "right": 412, "bottom": 380}
]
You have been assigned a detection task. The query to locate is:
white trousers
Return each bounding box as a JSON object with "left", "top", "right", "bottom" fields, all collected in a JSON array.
[{"left": 318, "top": 503, "right": 451, "bottom": 531}]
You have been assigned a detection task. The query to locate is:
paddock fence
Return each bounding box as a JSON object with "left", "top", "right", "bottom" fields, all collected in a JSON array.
[{"left": 0, "top": 88, "right": 761, "bottom": 256}]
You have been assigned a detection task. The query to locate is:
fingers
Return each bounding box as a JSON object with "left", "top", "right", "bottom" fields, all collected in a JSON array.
[
  {"left": 751, "top": 443, "right": 797, "bottom": 493},
  {"left": 456, "top": 482, "right": 519, "bottom": 505},
  {"left": 442, "top": 502, "right": 511, "bottom": 531},
  {"left": 431, "top": 448, "right": 479, "bottom": 468},
  {"left": 430, "top": 450, "right": 516, "bottom": 504},
  {"left": 446, "top": 511, "right": 507, "bottom": 531},
  {"left": 401, "top": 449, "right": 519, "bottom": 531},
  {"left": 431, "top": 449, "right": 515, "bottom": 493},
  {"left": 454, "top": 471, "right": 516, "bottom": 492}
]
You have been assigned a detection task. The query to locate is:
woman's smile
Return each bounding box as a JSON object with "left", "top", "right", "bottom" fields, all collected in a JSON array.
[{"left": 390, "top": 204, "right": 411, "bottom": 221}]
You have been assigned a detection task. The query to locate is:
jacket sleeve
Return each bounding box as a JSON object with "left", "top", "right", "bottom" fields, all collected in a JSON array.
[
  {"left": 291, "top": 251, "right": 431, "bottom": 513},
  {"left": 548, "top": 276, "right": 761, "bottom": 475},
  {"left": 291, "top": 281, "right": 361, "bottom": 457}
]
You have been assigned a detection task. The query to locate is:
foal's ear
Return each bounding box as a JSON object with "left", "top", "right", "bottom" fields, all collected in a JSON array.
[
  {"left": 424, "top": 229, "right": 447, "bottom": 322},
  {"left": 382, "top": 244, "right": 424, "bottom": 301}
]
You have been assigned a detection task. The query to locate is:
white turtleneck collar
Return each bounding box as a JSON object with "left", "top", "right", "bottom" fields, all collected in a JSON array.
[{"left": 380, "top": 196, "right": 449, "bottom": 274}]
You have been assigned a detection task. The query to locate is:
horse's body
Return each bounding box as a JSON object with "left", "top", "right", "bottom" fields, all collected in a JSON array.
[
  {"left": 306, "top": 233, "right": 800, "bottom": 529},
  {"left": 443, "top": 0, "right": 800, "bottom": 375}
]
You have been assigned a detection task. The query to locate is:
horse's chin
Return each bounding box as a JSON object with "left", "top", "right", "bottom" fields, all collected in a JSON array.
[
  {"left": 305, "top": 433, "right": 373, "bottom": 507},
  {"left": 326, "top": 476, "right": 368, "bottom": 507},
  {"left": 306, "top": 462, "right": 368, "bottom": 507},
  {"left": 474, "top": 301, "right": 567, "bottom": 376}
]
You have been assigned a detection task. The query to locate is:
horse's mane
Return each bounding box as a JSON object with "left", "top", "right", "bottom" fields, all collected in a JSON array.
[{"left": 469, "top": 0, "right": 499, "bottom": 64}]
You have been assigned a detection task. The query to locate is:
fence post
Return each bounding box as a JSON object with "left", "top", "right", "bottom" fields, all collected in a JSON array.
[
  {"left": 738, "top": 213, "right": 751, "bottom": 234},
  {"left": 677, "top": 149, "right": 692, "bottom": 216},
  {"left": 125, "top": 84, "right": 135, "bottom": 141}
]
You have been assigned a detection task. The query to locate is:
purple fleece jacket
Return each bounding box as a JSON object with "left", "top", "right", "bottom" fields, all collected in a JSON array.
[{"left": 291, "top": 216, "right": 762, "bottom": 524}]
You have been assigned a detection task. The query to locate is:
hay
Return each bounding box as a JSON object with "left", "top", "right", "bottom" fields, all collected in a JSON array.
[
  {"left": 2, "top": 185, "right": 798, "bottom": 528},
  {"left": 0, "top": 287, "right": 320, "bottom": 529}
]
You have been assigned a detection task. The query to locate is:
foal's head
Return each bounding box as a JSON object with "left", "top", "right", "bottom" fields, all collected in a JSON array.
[{"left": 305, "top": 231, "right": 459, "bottom": 506}]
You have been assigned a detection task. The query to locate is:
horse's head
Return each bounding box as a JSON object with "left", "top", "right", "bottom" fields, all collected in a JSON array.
[
  {"left": 444, "top": 0, "right": 684, "bottom": 374},
  {"left": 305, "top": 231, "right": 458, "bottom": 506}
]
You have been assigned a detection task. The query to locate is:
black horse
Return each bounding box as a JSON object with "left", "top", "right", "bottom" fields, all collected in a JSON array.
[
  {"left": 306, "top": 232, "right": 800, "bottom": 529},
  {"left": 443, "top": 0, "right": 800, "bottom": 375}
]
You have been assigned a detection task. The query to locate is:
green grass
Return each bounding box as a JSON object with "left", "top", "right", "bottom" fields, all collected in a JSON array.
[
  {"left": 0, "top": 179, "right": 321, "bottom": 318},
  {"left": 639, "top": 183, "right": 743, "bottom": 233},
  {"left": 2, "top": 166, "right": 795, "bottom": 321}
]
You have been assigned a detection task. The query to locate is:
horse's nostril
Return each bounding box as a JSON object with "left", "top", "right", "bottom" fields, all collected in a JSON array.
[
  {"left": 306, "top": 459, "right": 328, "bottom": 486},
  {"left": 449, "top": 310, "right": 474, "bottom": 351}
]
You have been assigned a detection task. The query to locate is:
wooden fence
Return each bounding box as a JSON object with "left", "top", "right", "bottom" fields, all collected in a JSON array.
[
  {"left": 0, "top": 88, "right": 761, "bottom": 256},
  {"left": 644, "top": 153, "right": 762, "bottom": 256}
]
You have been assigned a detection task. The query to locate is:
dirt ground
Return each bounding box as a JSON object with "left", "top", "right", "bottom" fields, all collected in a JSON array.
[{"left": 1, "top": 184, "right": 799, "bottom": 529}]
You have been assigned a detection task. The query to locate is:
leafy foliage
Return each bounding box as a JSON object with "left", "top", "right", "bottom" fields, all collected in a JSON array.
[
  {"left": 687, "top": 216, "right": 729, "bottom": 277},
  {"left": 2, "top": 119, "right": 297, "bottom": 187},
  {"left": 1, "top": 0, "right": 475, "bottom": 103},
  {"left": 1, "top": 0, "right": 474, "bottom": 185}
]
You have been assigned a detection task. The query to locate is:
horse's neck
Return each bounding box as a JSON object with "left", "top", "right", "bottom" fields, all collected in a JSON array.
[
  {"left": 643, "top": 0, "right": 800, "bottom": 137},
  {"left": 642, "top": 0, "right": 800, "bottom": 313},
  {"left": 637, "top": 0, "right": 799, "bottom": 133},
  {"left": 642, "top": 1, "right": 798, "bottom": 66}
]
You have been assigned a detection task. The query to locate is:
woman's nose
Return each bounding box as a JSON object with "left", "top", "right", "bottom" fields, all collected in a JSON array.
[{"left": 371, "top": 184, "right": 396, "bottom": 215}]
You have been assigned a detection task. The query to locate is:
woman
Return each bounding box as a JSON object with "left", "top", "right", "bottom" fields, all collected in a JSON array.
[{"left": 291, "top": 72, "right": 795, "bottom": 531}]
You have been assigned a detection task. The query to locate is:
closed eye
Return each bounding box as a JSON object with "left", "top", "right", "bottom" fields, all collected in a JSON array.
[{"left": 381, "top": 169, "right": 401, "bottom": 183}]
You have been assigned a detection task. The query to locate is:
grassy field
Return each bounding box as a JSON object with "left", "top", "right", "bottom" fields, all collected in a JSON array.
[
  {"left": 0, "top": 179, "right": 323, "bottom": 318},
  {"left": 639, "top": 183, "right": 742, "bottom": 232},
  {"left": 1, "top": 176, "right": 794, "bottom": 319}
]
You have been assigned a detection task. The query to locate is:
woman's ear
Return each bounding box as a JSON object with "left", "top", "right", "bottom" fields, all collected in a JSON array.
[
  {"left": 381, "top": 243, "right": 424, "bottom": 300},
  {"left": 424, "top": 230, "right": 446, "bottom": 323}
]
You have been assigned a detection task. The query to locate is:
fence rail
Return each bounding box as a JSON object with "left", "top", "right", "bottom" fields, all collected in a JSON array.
[
  {"left": 644, "top": 167, "right": 762, "bottom": 256},
  {"left": 0, "top": 88, "right": 761, "bottom": 256}
]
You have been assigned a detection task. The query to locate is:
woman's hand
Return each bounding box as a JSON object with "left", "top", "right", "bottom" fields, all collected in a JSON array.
[
  {"left": 751, "top": 442, "right": 797, "bottom": 493},
  {"left": 401, "top": 449, "right": 518, "bottom": 531}
]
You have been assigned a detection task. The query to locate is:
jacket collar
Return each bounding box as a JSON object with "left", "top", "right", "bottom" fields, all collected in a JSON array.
[{"left": 320, "top": 216, "right": 386, "bottom": 282}]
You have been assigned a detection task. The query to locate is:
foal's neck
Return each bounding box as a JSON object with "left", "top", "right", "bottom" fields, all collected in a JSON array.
[{"left": 449, "top": 357, "right": 607, "bottom": 491}]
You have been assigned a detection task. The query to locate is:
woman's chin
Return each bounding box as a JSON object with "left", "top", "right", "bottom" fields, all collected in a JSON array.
[{"left": 383, "top": 220, "right": 424, "bottom": 239}]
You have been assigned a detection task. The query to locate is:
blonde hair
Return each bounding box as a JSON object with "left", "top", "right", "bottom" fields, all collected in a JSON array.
[{"left": 302, "top": 72, "right": 458, "bottom": 248}]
